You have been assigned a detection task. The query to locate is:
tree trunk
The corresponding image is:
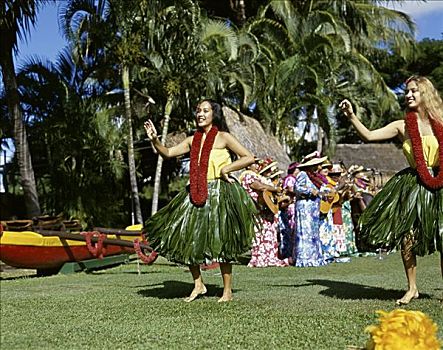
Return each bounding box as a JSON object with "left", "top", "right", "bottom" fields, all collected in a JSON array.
[
  {"left": 151, "top": 96, "right": 173, "bottom": 216},
  {"left": 230, "top": 0, "right": 246, "bottom": 26},
  {"left": 122, "top": 65, "right": 143, "bottom": 224},
  {"left": 317, "top": 126, "right": 324, "bottom": 154},
  {"left": 0, "top": 44, "right": 41, "bottom": 218},
  {"left": 316, "top": 107, "right": 323, "bottom": 154}
]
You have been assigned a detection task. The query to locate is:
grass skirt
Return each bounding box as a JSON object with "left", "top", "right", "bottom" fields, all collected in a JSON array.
[
  {"left": 144, "top": 180, "right": 258, "bottom": 265},
  {"left": 359, "top": 168, "right": 442, "bottom": 256}
]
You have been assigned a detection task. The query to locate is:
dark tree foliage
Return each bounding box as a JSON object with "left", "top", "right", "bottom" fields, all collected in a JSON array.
[
  {"left": 337, "top": 38, "right": 443, "bottom": 144},
  {"left": 199, "top": 0, "right": 268, "bottom": 25},
  {"left": 372, "top": 38, "right": 443, "bottom": 95}
]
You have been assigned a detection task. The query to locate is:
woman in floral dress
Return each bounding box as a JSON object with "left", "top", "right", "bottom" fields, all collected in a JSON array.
[
  {"left": 293, "top": 153, "right": 328, "bottom": 267},
  {"left": 317, "top": 162, "right": 340, "bottom": 261},
  {"left": 278, "top": 162, "right": 300, "bottom": 261},
  {"left": 241, "top": 159, "right": 289, "bottom": 267},
  {"left": 328, "top": 165, "right": 357, "bottom": 257}
]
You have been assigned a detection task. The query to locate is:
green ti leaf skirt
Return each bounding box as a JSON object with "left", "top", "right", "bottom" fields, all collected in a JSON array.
[
  {"left": 359, "top": 167, "right": 442, "bottom": 256},
  {"left": 144, "top": 180, "right": 258, "bottom": 265}
]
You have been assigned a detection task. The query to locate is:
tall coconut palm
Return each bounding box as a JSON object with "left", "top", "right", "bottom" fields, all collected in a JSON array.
[
  {"left": 136, "top": 0, "right": 258, "bottom": 214},
  {"left": 0, "top": 0, "right": 50, "bottom": 217},
  {"left": 247, "top": 0, "right": 416, "bottom": 155},
  {"left": 59, "top": 0, "right": 146, "bottom": 223}
]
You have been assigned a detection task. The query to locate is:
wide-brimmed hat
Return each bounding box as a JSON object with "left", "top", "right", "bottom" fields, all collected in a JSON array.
[
  {"left": 253, "top": 157, "right": 270, "bottom": 172},
  {"left": 321, "top": 161, "right": 333, "bottom": 169},
  {"left": 298, "top": 151, "right": 328, "bottom": 168},
  {"left": 328, "top": 164, "right": 345, "bottom": 175},
  {"left": 269, "top": 169, "right": 284, "bottom": 179},
  {"left": 348, "top": 164, "right": 365, "bottom": 175},
  {"left": 259, "top": 160, "right": 278, "bottom": 175},
  {"left": 355, "top": 172, "right": 370, "bottom": 182}
]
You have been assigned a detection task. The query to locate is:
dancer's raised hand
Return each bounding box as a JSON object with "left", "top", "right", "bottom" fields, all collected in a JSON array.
[
  {"left": 144, "top": 120, "right": 158, "bottom": 141},
  {"left": 339, "top": 99, "right": 354, "bottom": 118}
]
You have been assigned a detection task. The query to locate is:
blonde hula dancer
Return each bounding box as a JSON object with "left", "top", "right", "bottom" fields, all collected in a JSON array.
[{"left": 339, "top": 76, "right": 443, "bottom": 305}]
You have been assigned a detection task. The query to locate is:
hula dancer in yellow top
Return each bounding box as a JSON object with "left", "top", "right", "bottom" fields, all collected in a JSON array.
[
  {"left": 339, "top": 76, "right": 443, "bottom": 305},
  {"left": 144, "top": 99, "right": 257, "bottom": 302}
]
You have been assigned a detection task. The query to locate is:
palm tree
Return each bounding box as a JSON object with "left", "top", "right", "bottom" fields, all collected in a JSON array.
[
  {"left": 59, "top": 0, "right": 146, "bottom": 224},
  {"left": 247, "top": 0, "right": 416, "bottom": 155},
  {"left": 136, "top": 0, "right": 258, "bottom": 215},
  {"left": 15, "top": 48, "right": 127, "bottom": 227},
  {"left": 0, "top": 0, "right": 50, "bottom": 217}
]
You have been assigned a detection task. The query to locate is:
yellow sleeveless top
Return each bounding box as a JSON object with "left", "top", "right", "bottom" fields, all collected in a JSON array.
[
  {"left": 207, "top": 148, "right": 231, "bottom": 180},
  {"left": 402, "top": 135, "right": 439, "bottom": 168}
]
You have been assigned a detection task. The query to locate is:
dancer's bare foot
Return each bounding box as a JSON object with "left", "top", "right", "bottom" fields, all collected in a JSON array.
[
  {"left": 218, "top": 292, "right": 233, "bottom": 303},
  {"left": 396, "top": 289, "right": 419, "bottom": 305},
  {"left": 184, "top": 285, "right": 207, "bottom": 302}
]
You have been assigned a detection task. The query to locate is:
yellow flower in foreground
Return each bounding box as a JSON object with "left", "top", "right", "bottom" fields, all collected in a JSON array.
[{"left": 365, "top": 309, "right": 441, "bottom": 350}]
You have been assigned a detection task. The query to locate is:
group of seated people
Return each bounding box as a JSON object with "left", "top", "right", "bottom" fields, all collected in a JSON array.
[{"left": 239, "top": 151, "right": 378, "bottom": 268}]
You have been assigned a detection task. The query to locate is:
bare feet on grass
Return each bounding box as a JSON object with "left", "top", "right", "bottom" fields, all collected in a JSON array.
[
  {"left": 218, "top": 292, "right": 233, "bottom": 303},
  {"left": 184, "top": 285, "right": 207, "bottom": 302},
  {"left": 396, "top": 289, "right": 419, "bottom": 305}
]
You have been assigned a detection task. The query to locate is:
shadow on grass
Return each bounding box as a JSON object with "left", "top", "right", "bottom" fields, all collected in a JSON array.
[
  {"left": 137, "top": 280, "right": 234, "bottom": 300},
  {"left": 0, "top": 273, "right": 40, "bottom": 281},
  {"left": 91, "top": 269, "right": 163, "bottom": 275},
  {"left": 305, "top": 279, "right": 432, "bottom": 301}
]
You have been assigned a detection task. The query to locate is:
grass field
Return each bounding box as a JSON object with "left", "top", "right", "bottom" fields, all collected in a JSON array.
[{"left": 1, "top": 252, "right": 442, "bottom": 350}]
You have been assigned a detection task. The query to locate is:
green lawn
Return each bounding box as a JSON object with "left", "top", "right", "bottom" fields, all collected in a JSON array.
[{"left": 1, "top": 252, "right": 442, "bottom": 350}]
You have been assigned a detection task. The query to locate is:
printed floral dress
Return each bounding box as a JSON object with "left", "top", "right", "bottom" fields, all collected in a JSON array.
[
  {"left": 341, "top": 200, "right": 357, "bottom": 255},
  {"left": 278, "top": 174, "right": 297, "bottom": 259},
  {"left": 319, "top": 208, "right": 339, "bottom": 261},
  {"left": 293, "top": 171, "right": 327, "bottom": 267},
  {"left": 241, "top": 172, "right": 289, "bottom": 267}
]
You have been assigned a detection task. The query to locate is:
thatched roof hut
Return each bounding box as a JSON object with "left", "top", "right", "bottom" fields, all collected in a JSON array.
[
  {"left": 223, "top": 107, "right": 291, "bottom": 171},
  {"left": 332, "top": 143, "right": 408, "bottom": 182},
  {"left": 164, "top": 132, "right": 187, "bottom": 148}
]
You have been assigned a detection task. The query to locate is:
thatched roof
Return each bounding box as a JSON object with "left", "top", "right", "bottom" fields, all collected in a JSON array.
[
  {"left": 164, "top": 132, "right": 187, "bottom": 148},
  {"left": 223, "top": 107, "right": 291, "bottom": 171},
  {"left": 332, "top": 143, "right": 408, "bottom": 177}
]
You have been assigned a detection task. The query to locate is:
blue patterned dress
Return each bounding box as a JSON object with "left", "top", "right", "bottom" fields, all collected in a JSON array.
[
  {"left": 319, "top": 208, "right": 337, "bottom": 261},
  {"left": 278, "top": 175, "right": 297, "bottom": 259},
  {"left": 293, "top": 171, "right": 327, "bottom": 267},
  {"left": 340, "top": 200, "right": 357, "bottom": 255}
]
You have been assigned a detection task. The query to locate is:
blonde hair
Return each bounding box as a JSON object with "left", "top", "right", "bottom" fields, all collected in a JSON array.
[{"left": 405, "top": 75, "right": 443, "bottom": 125}]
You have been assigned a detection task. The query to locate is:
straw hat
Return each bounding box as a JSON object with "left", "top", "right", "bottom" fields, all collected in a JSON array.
[
  {"left": 355, "top": 172, "right": 370, "bottom": 182},
  {"left": 298, "top": 151, "right": 328, "bottom": 168},
  {"left": 269, "top": 169, "right": 284, "bottom": 179},
  {"left": 329, "top": 163, "right": 345, "bottom": 175},
  {"left": 321, "top": 161, "right": 333, "bottom": 169},
  {"left": 348, "top": 164, "right": 365, "bottom": 175},
  {"left": 259, "top": 160, "right": 278, "bottom": 175}
]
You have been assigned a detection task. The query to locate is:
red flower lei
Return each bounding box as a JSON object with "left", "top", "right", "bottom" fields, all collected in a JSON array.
[
  {"left": 189, "top": 126, "right": 219, "bottom": 206},
  {"left": 307, "top": 170, "right": 328, "bottom": 189},
  {"left": 405, "top": 111, "right": 443, "bottom": 189}
]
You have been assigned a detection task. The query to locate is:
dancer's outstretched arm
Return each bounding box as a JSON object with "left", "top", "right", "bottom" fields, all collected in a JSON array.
[
  {"left": 144, "top": 119, "right": 192, "bottom": 158},
  {"left": 339, "top": 99, "right": 405, "bottom": 142}
]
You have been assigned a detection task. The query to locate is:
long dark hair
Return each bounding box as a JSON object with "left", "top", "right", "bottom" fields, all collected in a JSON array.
[{"left": 197, "top": 98, "right": 228, "bottom": 131}]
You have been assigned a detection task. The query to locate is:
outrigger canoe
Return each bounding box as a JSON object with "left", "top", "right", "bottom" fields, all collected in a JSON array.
[{"left": 0, "top": 222, "right": 157, "bottom": 274}]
